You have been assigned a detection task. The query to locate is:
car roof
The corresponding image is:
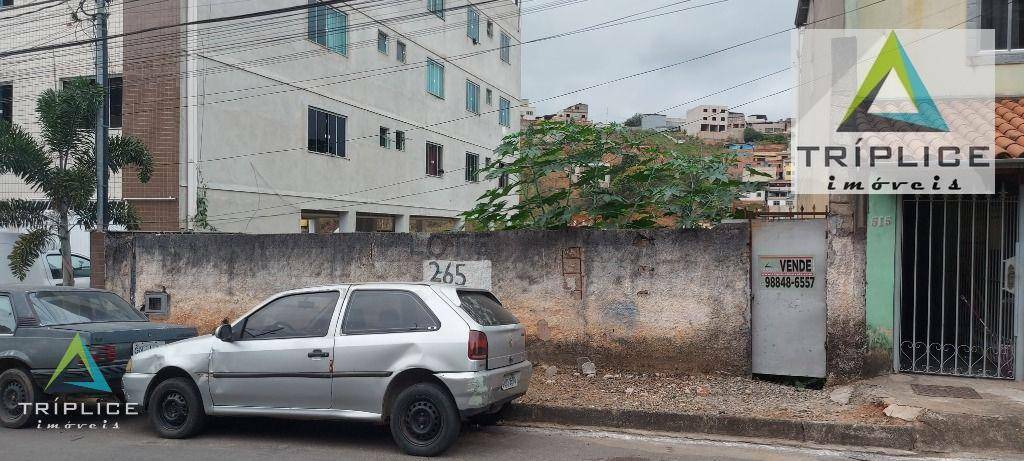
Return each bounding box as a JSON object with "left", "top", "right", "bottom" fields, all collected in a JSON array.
[
  {"left": 286, "top": 282, "right": 488, "bottom": 290},
  {"left": 0, "top": 285, "right": 108, "bottom": 295}
]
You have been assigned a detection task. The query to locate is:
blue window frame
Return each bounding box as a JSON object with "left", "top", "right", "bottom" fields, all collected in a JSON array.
[
  {"left": 467, "top": 7, "right": 480, "bottom": 43},
  {"left": 426, "top": 59, "right": 444, "bottom": 98},
  {"left": 377, "top": 30, "right": 388, "bottom": 54},
  {"left": 397, "top": 40, "right": 407, "bottom": 62},
  {"left": 499, "top": 97, "right": 510, "bottom": 127},
  {"left": 428, "top": 0, "right": 444, "bottom": 19},
  {"left": 500, "top": 32, "right": 511, "bottom": 63},
  {"left": 465, "top": 80, "right": 480, "bottom": 114},
  {"left": 308, "top": 0, "right": 348, "bottom": 56}
]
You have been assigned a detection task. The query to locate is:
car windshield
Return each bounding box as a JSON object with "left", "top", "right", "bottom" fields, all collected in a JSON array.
[
  {"left": 29, "top": 291, "right": 147, "bottom": 326},
  {"left": 456, "top": 290, "right": 519, "bottom": 326}
]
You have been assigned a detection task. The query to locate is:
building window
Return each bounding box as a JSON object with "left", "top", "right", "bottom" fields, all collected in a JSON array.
[
  {"left": 498, "top": 97, "right": 510, "bottom": 127},
  {"left": 486, "top": 20, "right": 493, "bottom": 38},
  {"left": 379, "top": 126, "right": 390, "bottom": 148},
  {"left": 465, "top": 152, "right": 479, "bottom": 182},
  {"left": 62, "top": 76, "right": 122, "bottom": 129},
  {"left": 467, "top": 7, "right": 480, "bottom": 43},
  {"left": 395, "top": 130, "right": 406, "bottom": 151},
  {"left": 465, "top": 80, "right": 480, "bottom": 114},
  {"left": 979, "top": 0, "right": 1022, "bottom": 51},
  {"left": 397, "top": 40, "right": 407, "bottom": 62},
  {"left": 485, "top": 88, "right": 493, "bottom": 105},
  {"left": 498, "top": 162, "right": 509, "bottom": 188},
  {"left": 377, "top": 30, "right": 389, "bottom": 54},
  {"left": 308, "top": 0, "right": 348, "bottom": 56},
  {"left": 426, "top": 59, "right": 444, "bottom": 98},
  {"left": 428, "top": 0, "right": 444, "bottom": 19},
  {"left": 0, "top": 84, "right": 11, "bottom": 125},
  {"left": 307, "top": 107, "right": 346, "bottom": 157},
  {"left": 500, "top": 32, "right": 511, "bottom": 63},
  {"left": 0, "top": 0, "right": 11, "bottom": 6},
  {"left": 426, "top": 142, "right": 444, "bottom": 176}
]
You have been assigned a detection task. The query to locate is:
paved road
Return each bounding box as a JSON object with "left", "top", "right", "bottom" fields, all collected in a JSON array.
[{"left": 0, "top": 414, "right": 1007, "bottom": 461}]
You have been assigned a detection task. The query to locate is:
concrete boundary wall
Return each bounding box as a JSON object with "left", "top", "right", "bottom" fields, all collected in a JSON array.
[{"left": 105, "top": 226, "right": 752, "bottom": 374}]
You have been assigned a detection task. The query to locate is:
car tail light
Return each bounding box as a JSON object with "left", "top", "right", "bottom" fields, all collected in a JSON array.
[
  {"left": 468, "top": 331, "right": 488, "bottom": 361},
  {"left": 90, "top": 344, "right": 117, "bottom": 364}
]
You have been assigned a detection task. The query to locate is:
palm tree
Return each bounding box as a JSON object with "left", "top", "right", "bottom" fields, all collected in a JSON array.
[{"left": 0, "top": 77, "right": 153, "bottom": 286}]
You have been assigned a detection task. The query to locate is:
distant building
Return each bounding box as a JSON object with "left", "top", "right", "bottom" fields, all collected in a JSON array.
[
  {"left": 747, "top": 117, "right": 791, "bottom": 135},
  {"left": 665, "top": 117, "right": 686, "bottom": 130},
  {"left": 684, "top": 104, "right": 731, "bottom": 142},
  {"left": 727, "top": 112, "right": 747, "bottom": 141},
  {"left": 525, "top": 103, "right": 591, "bottom": 127},
  {"left": 731, "top": 144, "right": 793, "bottom": 212},
  {"left": 521, "top": 99, "right": 538, "bottom": 121},
  {"left": 639, "top": 113, "right": 668, "bottom": 131}
]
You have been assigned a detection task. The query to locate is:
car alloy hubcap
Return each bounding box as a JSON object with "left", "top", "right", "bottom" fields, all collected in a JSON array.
[
  {"left": 1, "top": 380, "right": 27, "bottom": 415},
  {"left": 403, "top": 399, "right": 442, "bottom": 444},
  {"left": 160, "top": 391, "right": 188, "bottom": 427}
]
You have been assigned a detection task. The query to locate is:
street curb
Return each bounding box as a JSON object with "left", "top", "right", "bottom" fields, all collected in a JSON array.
[{"left": 505, "top": 404, "right": 917, "bottom": 451}]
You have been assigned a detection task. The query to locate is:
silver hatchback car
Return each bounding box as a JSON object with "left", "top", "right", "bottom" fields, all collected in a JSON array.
[{"left": 122, "top": 283, "right": 531, "bottom": 456}]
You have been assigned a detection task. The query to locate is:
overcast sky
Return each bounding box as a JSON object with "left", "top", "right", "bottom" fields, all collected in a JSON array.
[{"left": 521, "top": 0, "right": 798, "bottom": 124}]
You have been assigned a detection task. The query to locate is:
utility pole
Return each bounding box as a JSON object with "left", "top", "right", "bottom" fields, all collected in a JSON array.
[{"left": 94, "top": 0, "right": 109, "bottom": 231}]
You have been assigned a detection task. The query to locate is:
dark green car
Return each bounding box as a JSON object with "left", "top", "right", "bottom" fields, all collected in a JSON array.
[{"left": 0, "top": 286, "right": 195, "bottom": 428}]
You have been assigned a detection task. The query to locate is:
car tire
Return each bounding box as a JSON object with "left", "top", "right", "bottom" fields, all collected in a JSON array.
[
  {"left": 148, "top": 377, "right": 207, "bottom": 439},
  {"left": 389, "top": 382, "right": 461, "bottom": 457},
  {"left": 0, "top": 367, "right": 40, "bottom": 429}
]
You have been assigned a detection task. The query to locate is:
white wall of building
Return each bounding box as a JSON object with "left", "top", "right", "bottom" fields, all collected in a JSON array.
[
  {"left": 186, "top": 0, "right": 522, "bottom": 233},
  {"left": 0, "top": 1, "right": 125, "bottom": 202}
]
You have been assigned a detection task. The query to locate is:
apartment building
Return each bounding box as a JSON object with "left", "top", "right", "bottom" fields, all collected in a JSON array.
[
  {"left": 0, "top": 0, "right": 522, "bottom": 235},
  {"left": 683, "top": 104, "right": 731, "bottom": 141}
]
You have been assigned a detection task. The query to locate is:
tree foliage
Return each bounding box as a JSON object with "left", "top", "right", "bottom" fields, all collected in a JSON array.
[
  {"left": 623, "top": 113, "right": 642, "bottom": 127},
  {"left": 463, "top": 121, "right": 763, "bottom": 231},
  {"left": 743, "top": 127, "right": 789, "bottom": 145},
  {"left": 0, "top": 78, "right": 154, "bottom": 284}
]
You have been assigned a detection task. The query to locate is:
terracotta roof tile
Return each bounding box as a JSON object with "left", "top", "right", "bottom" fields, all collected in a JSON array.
[{"left": 997, "top": 97, "right": 1024, "bottom": 158}]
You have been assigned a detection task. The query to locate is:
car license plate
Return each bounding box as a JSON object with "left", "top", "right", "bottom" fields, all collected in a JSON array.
[
  {"left": 132, "top": 341, "right": 165, "bottom": 355},
  {"left": 501, "top": 372, "right": 520, "bottom": 391}
]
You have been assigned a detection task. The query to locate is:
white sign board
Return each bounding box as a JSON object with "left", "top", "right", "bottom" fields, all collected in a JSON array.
[{"left": 422, "top": 260, "right": 492, "bottom": 290}]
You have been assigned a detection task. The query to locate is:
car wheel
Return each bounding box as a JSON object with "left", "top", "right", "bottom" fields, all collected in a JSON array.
[
  {"left": 148, "top": 377, "right": 207, "bottom": 439},
  {"left": 0, "top": 368, "right": 40, "bottom": 429},
  {"left": 389, "top": 382, "right": 461, "bottom": 457}
]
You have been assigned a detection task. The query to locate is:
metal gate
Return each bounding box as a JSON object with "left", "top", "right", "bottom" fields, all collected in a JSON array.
[
  {"left": 751, "top": 218, "right": 827, "bottom": 378},
  {"left": 897, "top": 192, "right": 1019, "bottom": 380}
]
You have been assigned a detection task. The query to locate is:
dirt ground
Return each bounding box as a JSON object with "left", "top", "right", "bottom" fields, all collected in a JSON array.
[{"left": 519, "top": 365, "right": 906, "bottom": 426}]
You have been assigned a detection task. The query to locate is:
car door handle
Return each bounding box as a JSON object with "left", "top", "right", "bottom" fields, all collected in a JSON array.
[{"left": 308, "top": 349, "right": 330, "bottom": 358}]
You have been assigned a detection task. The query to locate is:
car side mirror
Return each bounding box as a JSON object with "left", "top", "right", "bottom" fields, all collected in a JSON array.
[{"left": 215, "top": 324, "right": 234, "bottom": 342}]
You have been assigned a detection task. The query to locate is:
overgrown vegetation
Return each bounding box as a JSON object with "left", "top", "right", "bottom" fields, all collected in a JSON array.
[
  {"left": 623, "top": 113, "right": 642, "bottom": 127},
  {"left": 463, "top": 121, "right": 764, "bottom": 231},
  {"left": 743, "top": 127, "right": 789, "bottom": 145},
  {"left": 0, "top": 78, "right": 154, "bottom": 284}
]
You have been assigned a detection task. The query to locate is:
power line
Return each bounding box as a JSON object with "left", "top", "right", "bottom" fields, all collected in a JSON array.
[
  {"left": 183, "top": 0, "right": 897, "bottom": 227},
  {"left": 0, "top": 0, "right": 525, "bottom": 97}
]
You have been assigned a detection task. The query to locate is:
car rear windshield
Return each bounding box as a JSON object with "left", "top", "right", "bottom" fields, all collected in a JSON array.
[
  {"left": 456, "top": 290, "right": 519, "bottom": 326},
  {"left": 30, "top": 291, "right": 147, "bottom": 326}
]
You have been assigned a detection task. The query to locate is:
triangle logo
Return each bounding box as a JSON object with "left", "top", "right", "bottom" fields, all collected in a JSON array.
[
  {"left": 837, "top": 31, "right": 948, "bottom": 133},
  {"left": 44, "top": 333, "right": 112, "bottom": 393}
]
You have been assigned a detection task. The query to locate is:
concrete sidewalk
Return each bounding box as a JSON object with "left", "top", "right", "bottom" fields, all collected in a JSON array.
[
  {"left": 506, "top": 369, "right": 1024, "bottom": 455},
  {"left": 856, "top": 374, "right": 1024, "bottom": 453}
]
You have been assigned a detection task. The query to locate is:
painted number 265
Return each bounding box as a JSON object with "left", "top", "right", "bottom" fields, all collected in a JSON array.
[{"left": 429, "top": 261, "right": 467, "bottom": 285}]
